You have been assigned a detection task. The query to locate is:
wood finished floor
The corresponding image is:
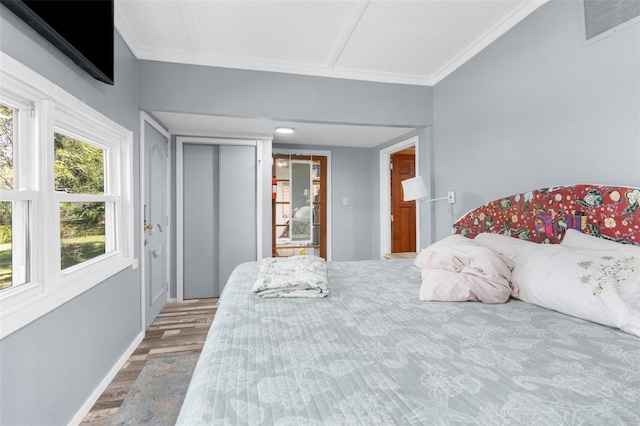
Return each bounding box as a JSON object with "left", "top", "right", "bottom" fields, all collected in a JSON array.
[{"left": 80, "top": 298, "right": 219, "bottom": 425}]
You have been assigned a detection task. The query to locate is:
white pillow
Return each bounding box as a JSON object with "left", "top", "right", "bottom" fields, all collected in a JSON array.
[
  {"left": 512, "top": 243, "right": 640, "bottom": 337},
  {"left": 562, "top": 228, "right": 639, "bottom": 255},
  {"left": 474, "top": 232, "right": 535, "bottom": 259},
  {"left": 415, "top": 234, "right": 481, "bottom": 269}
]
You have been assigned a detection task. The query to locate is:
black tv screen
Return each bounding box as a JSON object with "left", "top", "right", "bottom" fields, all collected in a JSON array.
[{"left": 2, "top": 0, "right": 114, "bottom": 85}]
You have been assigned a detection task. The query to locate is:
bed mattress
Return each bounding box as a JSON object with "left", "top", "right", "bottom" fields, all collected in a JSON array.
[{"left": 177, "top": 259, "right": 640, "bottom": 425}]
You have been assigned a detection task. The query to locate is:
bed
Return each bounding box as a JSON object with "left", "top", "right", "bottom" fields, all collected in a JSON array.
[{"left": 177, "top": 184, "right": 640, "bottom": 425}]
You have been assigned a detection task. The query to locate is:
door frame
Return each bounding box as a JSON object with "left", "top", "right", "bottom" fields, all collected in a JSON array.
[
  {"left": 273, "top": 148, "right": 332, "bottom": 261},
  {"left": 379, "top": 136, "right": 421, "bottom": 258},
  {"left": 176, "top": 136, "right": 265, "bottom": 302},
  {"left": 139, "top": 111, "right": 171, "bottom": 331}
]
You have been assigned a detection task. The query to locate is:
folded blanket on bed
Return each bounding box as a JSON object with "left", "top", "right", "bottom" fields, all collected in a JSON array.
[
  {"left": 253, "top": 255, "right": 329, "bottom": 298},
  {"left": 416, "top": 245, "right": 518, "bottom": 303}
]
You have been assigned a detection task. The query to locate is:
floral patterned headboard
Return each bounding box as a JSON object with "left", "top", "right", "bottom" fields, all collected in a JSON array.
[{"left": 453, "top": 184, "right": 640, "bottom": 245}]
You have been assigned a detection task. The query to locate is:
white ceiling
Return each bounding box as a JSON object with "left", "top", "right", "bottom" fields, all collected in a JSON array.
[{"left": 116, "top": 0, "right": 548, "bottom": 147}]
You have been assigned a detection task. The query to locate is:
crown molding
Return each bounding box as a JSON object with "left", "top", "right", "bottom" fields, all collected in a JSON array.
[{"left": 115, "top": 0, "right": 549, "bottom": 88}]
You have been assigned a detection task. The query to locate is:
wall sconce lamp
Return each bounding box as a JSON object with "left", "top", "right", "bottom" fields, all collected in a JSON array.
[{"left": 401, "top": 176, "right": 455, "bottom": 204}]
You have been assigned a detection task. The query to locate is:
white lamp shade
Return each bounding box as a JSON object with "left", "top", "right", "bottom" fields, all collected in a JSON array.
[{"left": 401, "top": 176, "right": 428, "bottom": 201}]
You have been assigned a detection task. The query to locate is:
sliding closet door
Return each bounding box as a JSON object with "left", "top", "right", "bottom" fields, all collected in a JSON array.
[
  {"left": 218, "top": 145, "right": 256, "bottom": 294},
  {"left": 183, "top": 144, "right": 219, "bottom": 298},
  {"left": 182, "top": 143, "right": 256, "bottom": 299}
]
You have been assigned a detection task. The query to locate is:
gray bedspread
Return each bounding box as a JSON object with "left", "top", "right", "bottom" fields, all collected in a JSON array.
[{"left": 177, "top": 259, "right": 640, "bottom": 425}]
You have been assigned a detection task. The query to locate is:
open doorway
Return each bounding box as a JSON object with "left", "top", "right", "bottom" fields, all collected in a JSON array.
[
  {"left": 391, "top": 147, "right": 416, "bottom": 253},
  {"left": 272, "top": 153, "right": 327, "bottom": 259},
  {"left": 379, "top": 136, "right": 421, "bottom": 258}
]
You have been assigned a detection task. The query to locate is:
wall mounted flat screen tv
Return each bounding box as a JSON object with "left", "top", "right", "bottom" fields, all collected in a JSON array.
[{"left": 1, "top": 0, "right": 114, "bottom": 85}]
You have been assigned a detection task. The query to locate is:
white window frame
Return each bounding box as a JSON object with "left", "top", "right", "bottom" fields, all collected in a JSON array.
[
  {"left": 0, "top": 91, "right": 37, "bottom": 296},
  {"left": 0, "top": 53, "right": 134, "bottom": 339}
]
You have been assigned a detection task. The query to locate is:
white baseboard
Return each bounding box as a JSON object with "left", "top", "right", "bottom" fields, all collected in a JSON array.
[{"left": 69, "top": 331, "right": 144, "bottom": 425}]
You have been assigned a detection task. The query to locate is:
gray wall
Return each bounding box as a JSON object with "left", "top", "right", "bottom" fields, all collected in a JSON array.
[
  {"left": 431, "top": 0, "right": 640, "bottom": 241},
  {"left": 139, "top": 60, "right": 432, "bottom": 128},
  {"left": 0, "top": 6, "right": 142, "bottom": 425},
  {"left": 330, "top": 147, "right": 374, "bottom": 261}
]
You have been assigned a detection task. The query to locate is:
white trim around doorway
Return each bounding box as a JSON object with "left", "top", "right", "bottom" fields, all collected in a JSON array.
[
  {"left": 379, "top": 136, "right": 420, "bottom": 258},
  {"left": 176, "top": 136, "right": 265, "bottom": 302},
  {"left": 272, "top": 148, "right": 332, "bottom": 261}
]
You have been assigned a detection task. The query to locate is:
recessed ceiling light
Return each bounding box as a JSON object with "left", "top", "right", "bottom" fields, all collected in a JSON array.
[{"left": 275, "top": 127, "right": 294, "bottom": 134}]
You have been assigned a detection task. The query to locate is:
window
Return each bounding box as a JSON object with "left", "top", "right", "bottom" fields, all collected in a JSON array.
[
  {"left": 0, "top": 53, "right": 133, "bottom": 338},
  {"left": 0, "top": 96, "right": 34, "bottom": 296},
  {"left": 0, "top": 105, "right": 15, "bottom": 290},
  {"left": 55, "top": 134, "right": 109, "bottom": 269}
]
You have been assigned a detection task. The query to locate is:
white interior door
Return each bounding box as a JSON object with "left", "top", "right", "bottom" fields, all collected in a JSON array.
[{"left": 142, "top": 119, "right": 169, "bottom": 328}]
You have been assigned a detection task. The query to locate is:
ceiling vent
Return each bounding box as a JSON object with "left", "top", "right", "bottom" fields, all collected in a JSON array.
[{"left": 583, "top": 0, "right": 640, "bottom": 41}]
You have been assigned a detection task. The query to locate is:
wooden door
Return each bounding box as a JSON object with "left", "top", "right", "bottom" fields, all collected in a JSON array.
[
  {"left": 272, "top": 154, "right": 327, "bottom": 259},
  {"left": 391, "top": 153, "right": 416, "bottom": 253}
]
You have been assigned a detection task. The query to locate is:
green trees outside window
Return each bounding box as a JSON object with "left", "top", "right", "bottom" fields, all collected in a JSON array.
[
  {"left": 55, "top": 134, "right": 107, "bottom": 269},
  {"left": 0, "top": 104, "right": 107, "bottom": 289},
  {"left": 0, "top": 104, "right": 14, "bottom": 290}
]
